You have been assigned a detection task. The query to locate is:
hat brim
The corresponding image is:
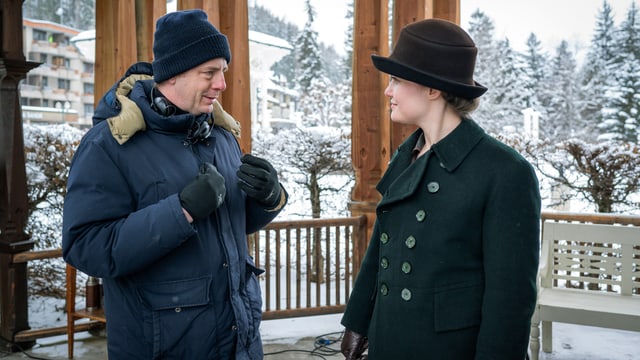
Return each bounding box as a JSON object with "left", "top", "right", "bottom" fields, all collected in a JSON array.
[{"left": 371, "top": 54, "right": 487, "bottom": 99}]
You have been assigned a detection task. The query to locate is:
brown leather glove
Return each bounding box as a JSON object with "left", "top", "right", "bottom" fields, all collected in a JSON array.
[{"left": 341, "top": 329, "right": 368, "bottom": 360}]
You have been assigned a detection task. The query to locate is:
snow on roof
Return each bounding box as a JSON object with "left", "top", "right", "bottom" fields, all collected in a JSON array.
[
  {"left": 249, "top": 30, "right": 292, "bottom": 50},
  {"left": 70, "top": 29, "right": 95, "bottom": 43}
]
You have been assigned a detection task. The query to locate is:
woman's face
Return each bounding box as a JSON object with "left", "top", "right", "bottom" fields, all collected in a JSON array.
[
  {"left": 172, "top": 58, "right": 228, "bottom": 115},
  {"left": 384, "top": 76, "right": 429, "bottom": 125}
]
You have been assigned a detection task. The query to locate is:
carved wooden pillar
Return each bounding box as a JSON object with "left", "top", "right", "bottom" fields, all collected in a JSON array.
[{"left": 0, "top": 0, "right": 40, "bottom": 351}]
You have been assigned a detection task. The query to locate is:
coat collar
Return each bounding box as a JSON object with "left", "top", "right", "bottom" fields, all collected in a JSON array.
[{"left": 376, "top": 119, "right": 485, "bottom": 206}]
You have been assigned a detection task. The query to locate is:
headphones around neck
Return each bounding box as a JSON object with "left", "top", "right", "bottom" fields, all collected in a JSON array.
[{"left": 150, "top": 87, "right": 176, "bottom": 116}]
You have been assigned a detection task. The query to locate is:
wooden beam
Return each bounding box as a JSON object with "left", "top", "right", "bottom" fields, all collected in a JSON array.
[
  {"left": 218, "top": 0, "right": 252, "bottom": 153},
  {"left": 431, "top": 0, "right": 461, "bottom": 23},
  {"left": 94, "top": 0, "right": 138, "bottom": 103},
  {"left": 349, "top": 0, "right": 390, "bottom": 239},
  {"left": 135, "top": 0, "right": 166, "bottom": 62}
]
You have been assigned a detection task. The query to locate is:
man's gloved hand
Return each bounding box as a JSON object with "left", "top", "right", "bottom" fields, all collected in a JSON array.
[
  {"left": 237, "top": 154, "right": 281, "bottom": 207},
  {"left": 341, "top": 329, "right": 368, "bottom": 360},
  {"left": 179, "top": 163, "right": 226, "bottom": 219}
]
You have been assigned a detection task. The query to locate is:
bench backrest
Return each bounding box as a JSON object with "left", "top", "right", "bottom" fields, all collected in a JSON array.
[{"left": 540, "top": 221, "right": 640, "bottom": 295}]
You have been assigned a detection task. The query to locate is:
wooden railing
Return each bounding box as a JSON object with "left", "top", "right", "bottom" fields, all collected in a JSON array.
[
  {"left": 5, "top": 215, "right": 369, "bottom": 342},
  {"left": 249, "top": 216, "right": 368, "bottom": 320}
]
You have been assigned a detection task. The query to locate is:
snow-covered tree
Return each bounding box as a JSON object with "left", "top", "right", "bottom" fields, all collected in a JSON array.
[
  {"left": 580, "top": 0, "right": 618, "bottom": 140},
  {"left": 521, "top": 33, "right": 548, "bottom": 113},
  {"left": 466, "top": 10, "right": 504, "bottom": 133},
  {"left": 294, "top": 0, "right": 324, "bottom": 93},
  {"left": 23, "top": 123, "right": 84, "bottom": 297},
  {"left": 298, "top": 77, "right": 351, "bottom": 128},
  {"left": 539, "top": 41, "right": 584, "bottom": 141},
  {"left": 253, "top": 127, "right": 353, "bottom": 219},
  {"left": 604, "top": 1, "right": 640, "bottom": 142}
]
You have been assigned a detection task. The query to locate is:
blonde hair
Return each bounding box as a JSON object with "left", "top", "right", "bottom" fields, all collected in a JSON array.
[{"left": 442, "top": 92, "right": 480, "bottom": 119}]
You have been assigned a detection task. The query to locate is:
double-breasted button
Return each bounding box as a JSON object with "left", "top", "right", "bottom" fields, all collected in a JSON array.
[
  {"left": 415, "top": 210, "right": 426, "bottom": 222},
  {"left": 401, "top": 288, "right": 412, "bottom": 301},
  {"left": 401, "top": 261, "right": 412, "bottom": 274},
  {"left": 405, "top": 236, "right": 416, "bottom": 249},
  {"left": 380, "top": 283, "right": 389, "bottom": 296},
  {"left": 427, "top": 181, "right": 440, "bottom": 193},
  {"left": 380, "top": 232, "right": 389, "bottom": 244},
  {"left": 380, "top": 257, "right": 389, "bottom": 269}
]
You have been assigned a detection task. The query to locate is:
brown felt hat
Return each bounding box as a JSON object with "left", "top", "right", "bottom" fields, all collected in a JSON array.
[{"left": 372, "top": 18, "right": 487, "bottom": 99}]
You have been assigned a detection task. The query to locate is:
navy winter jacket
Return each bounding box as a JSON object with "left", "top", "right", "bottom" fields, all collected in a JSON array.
[{"left": 62, "top": 67, "right": 280, "bottom": 359}]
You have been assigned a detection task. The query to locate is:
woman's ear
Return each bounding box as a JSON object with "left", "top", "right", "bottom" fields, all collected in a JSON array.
[{"left": 426, "top": 87, "right": 441, "bottom": 99}]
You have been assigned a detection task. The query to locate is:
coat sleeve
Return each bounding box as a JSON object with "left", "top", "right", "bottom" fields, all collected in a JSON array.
[
  {"left": 475, "top": 156, "right": 541, "bottom": 359},
  {"left": 340, "top": 221, "right": 380, "bottom": 336},
  {"left": 62, "top": 133, "right": 196, "bottom": 278}
]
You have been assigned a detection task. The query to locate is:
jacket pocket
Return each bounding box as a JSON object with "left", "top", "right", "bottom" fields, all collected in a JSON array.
[
  {"left": 434, "top": 282, "right": 483, "bottom": 332},
  {"left": 245, "top": 257, "right": 264, "bottom": 341},
  {"left": 136, "top": 276, "right": 214, "bottom": 358}
]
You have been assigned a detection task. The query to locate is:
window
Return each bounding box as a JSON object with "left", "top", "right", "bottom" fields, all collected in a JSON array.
[
  {"left": 43, "top": 99, "right": 49, "bottom": 107},
  {"left": 83, "top": 62, "right": 94, "bottom": 73},
  {"left": 58, "top": 79, "right": 70, "bottom": 90},
  {"left": 64, "top": 58, "right": 70, "bottom": 68},
  {"left": 83, "top": 83, "right": 94, "bottom": 94},
  {"left": 42, "top": 77, "right": 48, "bottom": 88},
  {"left": 52, "top": 56, "right": 64, "bottom": 67},
  {"left": 33, "top": 29, "right": 47, "bottom": 41},
  {"left": 40, "top": 53, "right": 48, "bottom": 63},
  {"left": 84, "top": 103, "right": 94, "bottom": 116}
]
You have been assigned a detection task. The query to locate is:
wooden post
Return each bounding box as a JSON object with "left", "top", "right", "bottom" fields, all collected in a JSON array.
[
  {"left": 349, "top": 0, "right": 390, "bottom": 241},
  {"left": 135, "top": 0, "right": 167, "bottom": 62},
  {"left": 0, "top": 0, "right": 40, "bottom": 352},
  {"left": 349, "top": 0, "right": 461, "bottom": 242},
  {"left": 178, "top": 0, "right": 252, "bottom": 153},
  {"left": 218, "top": 0, "right": 252, "bottom": 153},
  {"left": 94, "top": 0, "right": 139, "bottom": 102}
]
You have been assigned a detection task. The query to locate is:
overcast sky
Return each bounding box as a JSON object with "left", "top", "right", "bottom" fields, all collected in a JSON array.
[{"left": 253, "top": 0, "right": 638, "bottom": 56}]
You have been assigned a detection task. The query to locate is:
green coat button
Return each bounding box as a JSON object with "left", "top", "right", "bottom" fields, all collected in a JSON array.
[
  {"left": 405, "top": 236, "right": 416, "bottom": 249},
  {"left": 380, "top": 232, "right": 389, "bottom": 244},
  {"left": 381, "top": 257, "right": 389, "bottom": 269},
  {"left": 427, "top": 181, "right": 440, "bottom": 193},
  {"left": 380, "top": 283, "right": 389, "bottom": 296},
  {"left": 401, "top": 288, "right": 412, "bottom": 301},
  {"left": 415, "top": 210, "right": 426, "bottom": 222},
  {"left": 401, "top": 261, "right": 412, "bottom": 274}
]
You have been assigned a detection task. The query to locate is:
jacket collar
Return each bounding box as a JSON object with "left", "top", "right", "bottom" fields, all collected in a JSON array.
[{"left": 376, "top": 119, "right": 485, "bottom": 206}]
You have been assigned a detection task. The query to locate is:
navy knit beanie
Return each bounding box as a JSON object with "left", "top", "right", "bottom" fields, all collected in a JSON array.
[{"left": 152, "top": 9, "right": 231, "bottom": 83}]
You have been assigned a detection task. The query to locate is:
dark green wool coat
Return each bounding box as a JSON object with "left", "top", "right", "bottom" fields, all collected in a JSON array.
[{"left": 341, "top": 120, "right": 541, "bottom": 360}]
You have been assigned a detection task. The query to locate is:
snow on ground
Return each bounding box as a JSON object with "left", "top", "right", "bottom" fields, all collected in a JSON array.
[{"left": 14, "top": 297, "right": 640, "bottom": 359}]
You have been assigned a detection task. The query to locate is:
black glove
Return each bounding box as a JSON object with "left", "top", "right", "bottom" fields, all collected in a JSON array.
[
  {"left": 341, "top": 329, "right": 368, "bottom": 360},
  {"left": 237, "top": 154, "right": 282, "bottom": 207},
  {"left": 179, "top": 163, "right": 226, "bottom": 219}
]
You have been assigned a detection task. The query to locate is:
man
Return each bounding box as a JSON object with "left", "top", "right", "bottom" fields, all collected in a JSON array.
[{"left": 62, "top": 9, "right": 286, "bottom": 359}]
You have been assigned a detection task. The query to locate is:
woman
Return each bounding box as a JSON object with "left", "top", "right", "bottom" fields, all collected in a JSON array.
[{"left": 340, "top": 18, "right": 540, "bottom": 360}]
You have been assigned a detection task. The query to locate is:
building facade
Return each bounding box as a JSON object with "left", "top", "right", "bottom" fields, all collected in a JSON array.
[{"left": 20, "top": 18, "right": 94, "bottom": 128}]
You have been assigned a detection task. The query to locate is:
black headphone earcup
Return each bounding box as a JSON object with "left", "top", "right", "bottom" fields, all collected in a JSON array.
[{"left": 153, "top": 96, "right": 175, "bottom": 116}]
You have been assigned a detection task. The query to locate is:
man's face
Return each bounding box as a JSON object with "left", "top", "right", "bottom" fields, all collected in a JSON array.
[{"left": 171, "top": 58, "right": 228, "bottom": 115}]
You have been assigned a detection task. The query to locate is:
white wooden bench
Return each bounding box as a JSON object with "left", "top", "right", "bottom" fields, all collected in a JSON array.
[{"left": 529, "top": 221, "right": 640, "bottom": 360}]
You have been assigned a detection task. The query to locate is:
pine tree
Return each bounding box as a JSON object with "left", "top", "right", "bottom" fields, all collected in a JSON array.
[
  {"left": 521, "top": 33, "right": 547, "bottom": 113},
  {"left": 23, "top": 0, "right": 94, "bottom": 30},
  {"left": 541, "top": 41, "right": 583, "bottom": 141},
  {"left": 604, "top": 2, "right": 640, "bottom": 142},
  {"left": 580, "top": 0, "right": 618, "bottom": 139},
  {"left": 294, "top": 0, "right": 324, "bottom": 93}
]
